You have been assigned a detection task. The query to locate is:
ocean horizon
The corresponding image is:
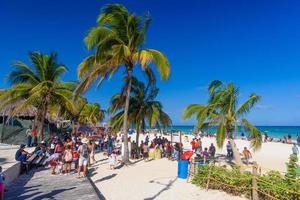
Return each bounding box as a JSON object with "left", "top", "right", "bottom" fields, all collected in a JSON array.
[{"left": 152, "top": 125, "right": 300, "bottom": 139}]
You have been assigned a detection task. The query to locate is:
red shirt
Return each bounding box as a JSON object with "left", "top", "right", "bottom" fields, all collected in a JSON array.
[
  {"left": 191, "top": 140, "right": 196, "bottom": 150},
  {"left": 32, "top": 128, "right": 37, "bottom": 137}
]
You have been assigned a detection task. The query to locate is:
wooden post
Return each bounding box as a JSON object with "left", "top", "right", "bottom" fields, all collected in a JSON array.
[
  {"left": 206, "top": 164, "right": 212, "bottom": 191},
  {"left": 179, "top": 131, "right": 182, "bottom": 144},
  {"left": 252, "top": 161, "right": 259, "bottom": 200}
]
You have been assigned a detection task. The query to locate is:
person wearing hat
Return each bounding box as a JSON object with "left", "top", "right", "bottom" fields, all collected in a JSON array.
[
  {"left": 77, "top": 138, "right": 90, "bottom": 178},
  {"left": 15, "top": 144, "right": 31, "bottom": 162}
]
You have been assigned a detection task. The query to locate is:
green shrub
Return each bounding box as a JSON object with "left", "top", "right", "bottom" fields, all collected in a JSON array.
[
  {"left": 192, "top": 165, "right": 300, "bottom": 200},
  {"left": 192, "top": 165, "right": 252, "bottom": 198}
]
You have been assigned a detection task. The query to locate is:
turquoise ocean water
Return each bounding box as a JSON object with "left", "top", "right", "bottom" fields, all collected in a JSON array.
[{"left": 157, "top": 126, "right": 300, "bottom": 139}]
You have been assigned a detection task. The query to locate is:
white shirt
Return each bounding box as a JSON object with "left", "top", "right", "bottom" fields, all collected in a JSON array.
[{"left": 26, "top": 129, "right": 32, "bottom": 137}]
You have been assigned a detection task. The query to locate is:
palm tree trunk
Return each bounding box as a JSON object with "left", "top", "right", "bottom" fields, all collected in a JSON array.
[
  {"left": 37, "top": 102, "right": 48, "bottom": 142},
  {"left": 136, "top": 123, "right": 140, "bottom": 147},
  {"left": 230, "top": 138, "right": 243, "bottom": 166},
  {"left": 122, "top": 69, "right": 132, "bottom": 164}
]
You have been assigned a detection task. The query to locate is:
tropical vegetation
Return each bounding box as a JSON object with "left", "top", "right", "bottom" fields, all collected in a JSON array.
[
  {"left": 108, "top": 77, "right": 172, "bottom": 145},
  {"left": 183, "top": 80, "right": 262, "bottom": 166},
  {"left": 79, "top": 103, "right": 105, "bottom": 125},
  {"left": 0, "top": 52, "right": 76, "bottom": 141},
  {"left": 193, "top": 155, "right": 300, "bottom": 200},
  {"left": 76, "top": 4, "right": 171, "bottom": 163}
]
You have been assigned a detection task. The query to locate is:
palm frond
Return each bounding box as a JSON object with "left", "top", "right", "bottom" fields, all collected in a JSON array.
[{"left": 241, "top": 119, "right": 262, "bottom": 151}]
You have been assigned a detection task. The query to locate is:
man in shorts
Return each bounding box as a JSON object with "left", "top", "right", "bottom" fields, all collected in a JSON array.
[
  {"left": 77, "top": 138, "right": 89, "bottom": 178},
  {"left": 242, "top": 147, "right": 252, "bottom": 165}
]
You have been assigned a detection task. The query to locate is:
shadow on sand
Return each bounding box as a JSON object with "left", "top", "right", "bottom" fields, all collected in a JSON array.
[{"left": 144, "top": 177, "right": 178, "bottom": 200}]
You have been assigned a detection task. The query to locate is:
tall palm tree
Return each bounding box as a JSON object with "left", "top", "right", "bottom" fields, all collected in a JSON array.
[
  {"left": 76, "top": 4, "right": 170, "bottom": 163},
  {"left": 108, "top": 77, "right": 172, "bottom": 145},
  {"left": 0, "top": 52, "right": 76, "bottom": 141},
  {"left": 79, "top": 103, "right": 105, "bottom": 126},
  {"left": 183, "top": 80, "right": 262, "bottom": 166}
]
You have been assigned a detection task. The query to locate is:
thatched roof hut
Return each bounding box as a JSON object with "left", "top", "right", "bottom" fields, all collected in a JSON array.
[{"left": 0, "top": 100, "right": 37, "bottom": 118}]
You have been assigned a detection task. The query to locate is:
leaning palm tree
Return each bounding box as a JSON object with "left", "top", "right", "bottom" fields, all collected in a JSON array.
[
  {"left": 183, "top": 80, "right": 262, "bottom": 166},
  {"left": 0, "top": 52, "right": 76, "bottom": 141},
  {"left": 76, "top": 4, "right": 170, "bottom": 163},
  {"left": 108, "top": 77, "right": 172, "bottom": 145},
  {"left": 78, "top": 103, "right": 105, "bottom": 126}
]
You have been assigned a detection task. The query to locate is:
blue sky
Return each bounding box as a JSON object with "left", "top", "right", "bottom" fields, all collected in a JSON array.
[{"left": 1, "top": 0, "right": 300, "bottom": 125}]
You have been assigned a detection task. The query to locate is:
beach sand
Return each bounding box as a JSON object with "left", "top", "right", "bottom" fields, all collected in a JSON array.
[
  {"left": 136, "top": 133, "right": 299, "bottom": 173},
  {"left": 90, "top": 153, "right": 246, "bottom": 200},
  {"left": 88, "top": 134, "right": 300, "bottom": 200}
]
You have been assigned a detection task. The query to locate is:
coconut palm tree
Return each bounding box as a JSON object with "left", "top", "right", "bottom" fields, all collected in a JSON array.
[
  {"left": 0, "top": 52, "right": 76, "bottom": 141},
  {"left": 109, "top": 77, "right": 172, "bottom": 145},
  {"left": 49, "top": 95, "right": 87, "bottom": 135},
  {"left": 76, "top": 4, "right": 170, "bottom": 163},
  {"left": 78, "top": 103, "right": 105, "bottom": 126},
  {"left": 183, "top": 80, "right": 262, "bottom": 166}
]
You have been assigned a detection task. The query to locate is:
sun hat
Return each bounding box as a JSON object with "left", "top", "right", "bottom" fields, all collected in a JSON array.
[{"left": 81, "top": 138, "right": 89, "bottom": 144}]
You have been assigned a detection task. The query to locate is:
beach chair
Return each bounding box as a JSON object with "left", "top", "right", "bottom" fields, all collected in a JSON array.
[
  {"left": 33, "top": 155, "right": 46, "bottom": 168},
  {"left": 24, "top": 154, "right": 38, "bottom": 174}
]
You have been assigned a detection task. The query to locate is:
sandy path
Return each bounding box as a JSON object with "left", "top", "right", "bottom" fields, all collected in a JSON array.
[{"left": 90, "top": 153, "right": 245, "bottom": 200}]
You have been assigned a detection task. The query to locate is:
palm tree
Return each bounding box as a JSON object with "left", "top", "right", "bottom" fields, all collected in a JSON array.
[
  {"left": 183, "top": 80, "right": 262, "bottom": 166},
  {"left": 79, "top": 103, "right": 105, "bottom": 126},
  {"left": 108, "top": 77, "right": 172, "bottom": 145},
  {"left": 49, "top": 95, "right": 87, "bottom": 135},
  {"left": 76, "top": 4, "right": 170, "bottom": 163},
  {"left": 0, "top": 52, "right": 76, "bottom": 141}
]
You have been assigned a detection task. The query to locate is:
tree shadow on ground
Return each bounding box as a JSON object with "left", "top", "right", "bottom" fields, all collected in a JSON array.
[
  {"left": 144, "top": 177, "right": 178, "bottom": 200},
  {"left": 94, "top": 173, "right": 117, "bottom": 183},
  {"left": 96, "top": 158, "right": 108, "bottom": 163},
  {"left": 5, "top": 168, "right": 44, "bottom": 200},
  {"left": 214, "top": 154, "right": 235, "bottom": 166},
  {"left": 12, "top": 187, "right": 76, "bottom": 200}
]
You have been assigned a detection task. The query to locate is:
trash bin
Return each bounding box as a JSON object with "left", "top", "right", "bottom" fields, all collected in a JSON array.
[{"left": 178, "top": 160, "right": 189, "bottom": 179}]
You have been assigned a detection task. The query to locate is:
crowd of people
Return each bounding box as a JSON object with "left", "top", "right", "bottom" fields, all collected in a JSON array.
[{"left": 15, "top": 132, "right": 98, "bottom": 178}]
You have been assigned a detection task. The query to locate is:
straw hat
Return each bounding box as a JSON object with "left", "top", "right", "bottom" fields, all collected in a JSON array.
[{"left": 81, "top": 138, "right": 89, "bottom": 144}]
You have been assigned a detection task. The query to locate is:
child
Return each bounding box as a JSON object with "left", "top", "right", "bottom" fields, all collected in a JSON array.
[
  {"left": 109, "top": 150, "right": 117, "bottom": 170},
  {"left": 0, "top": 166, "right": 6, "bottom": 200},
  {"left": 63, "top": 145, "right": 73, "bottom": 175}
]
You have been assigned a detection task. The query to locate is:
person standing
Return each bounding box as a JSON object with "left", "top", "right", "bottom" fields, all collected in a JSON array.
[
  {"left": 77, "top": 138, "right": 89, "bottom": 178},
  {"left": 63, "top": 145, "right": 73, "bottom": 175},
  {"left": 26, "top": 126, "right": 32, "bottom": 147},
  {"left": 242, "top": 147, "right": 252, "bottom": 165},
  {"left": 209, "top": 143, "right": 216, "bottom": 157},
  {"left": 190, "top": 139, "right": 196, "bottom": 151},
  {"left": 32, "top": 126, "right": 38, "bottom": 147},
  {"left": 107, "top": 136, "right": 113, "bottom": 155},
  {"left": 226, "top": 141, "right": 233, "bottom": 158},
  {"left": 142, "top": 142, "right": 149, "bottom": 161},
  {"left": 292, "top": 143, "right": 299, "bottom": 156},
  {"left": 297, "top": 134, "right": 300, "bottom": 147}
]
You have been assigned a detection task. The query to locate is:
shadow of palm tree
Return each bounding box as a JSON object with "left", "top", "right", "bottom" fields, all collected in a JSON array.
[
  {"left": 144, "top": 177, "right": 178, "bottom": 200},
  {"left": 94, "top": 173, "right": 117, "bottom": 183}
]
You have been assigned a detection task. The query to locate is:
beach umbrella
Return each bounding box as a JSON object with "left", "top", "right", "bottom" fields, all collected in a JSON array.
[{"left": 78, "top": 126, "right": 94, "bottom": 133}]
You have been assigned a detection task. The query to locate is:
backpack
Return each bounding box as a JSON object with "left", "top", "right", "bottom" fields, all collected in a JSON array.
[
  {"left": 81, "top": 144, "right": 89, "bottom": 158},
  {"left": 64, "top": 150, "right": 73, "bottom": 162}
]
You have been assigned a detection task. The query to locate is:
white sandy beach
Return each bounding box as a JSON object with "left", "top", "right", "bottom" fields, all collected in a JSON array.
[
  {"left": 136, "top": 133, "right": 299, "bottom": 173},
  {"left": 90, "top": 153, "right": 246, "bottom": 200},
  {"left": 88, "top": 133, "right": 299, "bottom": 200}
]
